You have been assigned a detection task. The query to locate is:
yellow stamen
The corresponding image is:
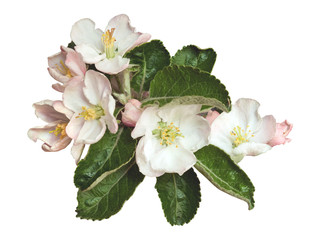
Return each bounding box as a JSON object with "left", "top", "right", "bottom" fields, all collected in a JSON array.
[
  {"left": 230, "top": 125, "right": 254, "bottom": 147},
  {"left": 101, "top": 28, "right": 116, "bottom": 59},
  {"left": 152, "top": 121, "right": 184, "bottom": 147},
  {"left": 49, "top": 123, "right": 68, "bottom": 139},
  {"left": 76, "top": 105, "right": 105, "bottom": 121},
  {"left": 55, "top": 60, "right": 72, "bottom": 78}
]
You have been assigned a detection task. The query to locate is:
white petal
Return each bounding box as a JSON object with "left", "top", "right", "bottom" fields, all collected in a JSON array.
[
  {"left": 28, "top": 122, "right": 58, "bottom": 144},
  {"left": 179, "top": 115, "right": 210, "bottom": 152},
  {"left": 151, "top": 145, "right": 197, "bottom": 176},
  {"left": 83, "top": 70, "right": 111, "bottom": 105},
  {"left": 100, "top": 93, "right": 118, "bottom": 134},
  {"left": 158, "top": 104, "right": 202, "bottom": 124},
  {"left": 107, "top": 14, "right": 151, "bottom": 55},
  {"left": 76, "top": 119, "right": 106, "bottom": 144},
  {"left": 135, "top": 137, "right": 165, "bottom": 177},
  {"left": 233, "top": 142, "right": 272, "bottom": 159},
  {"left": 71, "top": 143, "right": 85, "bottom": 164},
  {"left": 52, "top": 101, "right": 74, "bottom": 119},
  {"left": 63, "top": 77, "right": 89, "bottom": 113},
  {"left": 75, "top": 44, "right": 105, "bottom": 64},
  {"left": 252, "top": 115, "right": 276, "bottom": 143},
  {"left": 95, "top": 56, "right": 129, "bottom": 74},
  {"left": 71, "top": 18, "right": 104, "bottom": 52},
  {"left": 131, "top": 107, "right": 159, "bottom": 139}
]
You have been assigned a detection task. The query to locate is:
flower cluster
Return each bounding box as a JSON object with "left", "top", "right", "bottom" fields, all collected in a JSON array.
[{"left": 28, "top": 14, "right": 292, "bottom": 225}]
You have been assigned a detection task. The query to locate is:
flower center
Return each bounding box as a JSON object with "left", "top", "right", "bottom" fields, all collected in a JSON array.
[
  {"left": 55, "top": 60, "right": 73, "bottom": 78},
  {"left": 101, "top": 28, "right": 116, "bottom": 59},
  {"left": 49, "top": 123, "right": 68, "bottom": 139},
  {"left": 76, "top": 105, "right": 105, "bottom": 121},
  {"left": 152, "top": 121, "right": 184, "bottom": 148},
  {"left": 230, "top": 125, "right": 254, "bottom": 148}
]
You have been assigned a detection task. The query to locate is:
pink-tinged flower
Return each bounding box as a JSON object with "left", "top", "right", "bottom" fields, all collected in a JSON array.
[
  {"left": 48, "top": 46, "right": 87, "bottom": 92},
  {"left": 268, "top": 120, "right": 293, "bottom": 147},
  {"left": 70, "top": 14, "right": 151, "bottom": 74},
  {"left": 132, "top": 105, "right": 210, "bottom": 177},
  {"left": 63, "top": 70, "right": 118, "bottom": 144},
  {"left": 206, "top": 110, "right": 220, "bottom": 125},
  {"left": 28, "top": 100, "right": 85, "bottom": 163},
  {"left": 122, "top": 99, "right": 142, "bottom": 127},
  {"left": 209, "top": 98, "right": 277, "bottom": 163}
]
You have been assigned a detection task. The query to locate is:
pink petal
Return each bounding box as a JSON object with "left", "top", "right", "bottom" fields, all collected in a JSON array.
[
  {"left": 33, "top": 100, "right": 69, "bottom": 123},
  {"left": 121, "top": 99, "right": 142, "bottom": 127},
  {"left": 62, "top": 46, "right": 86, "bottom": 77},
  {"left": 52, "top": 83, "right": 65, "bottom": 92},
  {"left": 268, "top": 120, "right": 293, "bottom": 147},
  {"left": 206, "top": 110, "right": 220, "bottom": 125}
]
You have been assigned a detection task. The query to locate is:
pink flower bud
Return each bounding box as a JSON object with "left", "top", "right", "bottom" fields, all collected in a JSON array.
[
  {"left": 122, "top": 99, "right": 143, "bottom": 127},
  {"left": 268, "top": 120, "right": 293, "bottom": 147},
  {"left": 206, "top": 110, "right": 220, "bottom": 125}
]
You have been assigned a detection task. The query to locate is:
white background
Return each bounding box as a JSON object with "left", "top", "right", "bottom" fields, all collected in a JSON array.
[{"left": 1, "top": 0, "right": 319, "bottom": 239}]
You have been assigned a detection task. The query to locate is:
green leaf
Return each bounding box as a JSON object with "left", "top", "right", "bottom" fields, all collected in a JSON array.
[
  {"left": 194, "top": 145, "right": 255, "bottom": 209},
  {"left": 74, "top": 127, "right": 137, "bottom": 191},
  {"left": 155, "top": 168, "right": 201, "bottom": 225},
  {"left": 125, "top": 40, "right": 170, "bottom": 96},
  {"left": 142, "top": 65, "right": 231, "bottom": 112},
  {"left": 76, "top": 160, "right": 144, "bottom": 220},
  {"left": 171, "top": 45, "right": 216, "bottom": 73}
]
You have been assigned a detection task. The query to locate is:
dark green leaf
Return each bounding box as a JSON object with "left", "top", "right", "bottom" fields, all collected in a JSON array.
[
  {"left": 155, "top": 168, "right": 201, "bottom": 225},
  {"left": 194, "top": 145, "right": 255, "bottom": 209},
  {"left": 125, "top": 40, "right": 170, "bottom": 96},
  {"left": 74, "top": 127, "right": 136, "bottom": 190},
  {"left": 67, "top": 41, "right": 75, "bottom": 49},
  {"left": 171, "top": 45, "right": 216, "bottom": 73},
  {"left": 142, "top": 65, "right": 231, "bottom": 111},
  {"left": 76, "top": 160, "right": 144, "bottom": 220}
]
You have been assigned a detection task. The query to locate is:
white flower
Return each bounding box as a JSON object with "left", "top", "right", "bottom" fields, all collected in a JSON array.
[
  {"left": 70, "top": 14, "right": 151, "bottom": 74},
  {"left": 132, "top": 105, "right": 210, "bottom": 177},
  {"left": 63, "top": 70, "right": 118, "bottom": 144},
  {"left": 209, "top": 98, "right": 276, "bottom": 163}
]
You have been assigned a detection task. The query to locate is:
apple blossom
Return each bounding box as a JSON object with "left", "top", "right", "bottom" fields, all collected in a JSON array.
[
  {"left": 48, "top": 46, "right": 86, "bottom": 92},
  {"left": 63, "top": 70, "right": 118, "bottom": 144},
  {"left": 206, "top": 109, "right": 220, "bottom": 125},
  {"left": 268, "top": 120, "right": 293, "bottom": 147},
  {"left": 27, "top": 100, "right": 85, "bottom": 163},
  {"left": 209, "top": 98, "right": 277, "bottom": 163},
  {"left": 121, "top": 99, "right": 142, "bottom": 127},
  {"left": 70, "top": 14, "right": 151, "bottom": 74},
  {"left": 131, "top": 104, "right": 210, "bottom": 177}
]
